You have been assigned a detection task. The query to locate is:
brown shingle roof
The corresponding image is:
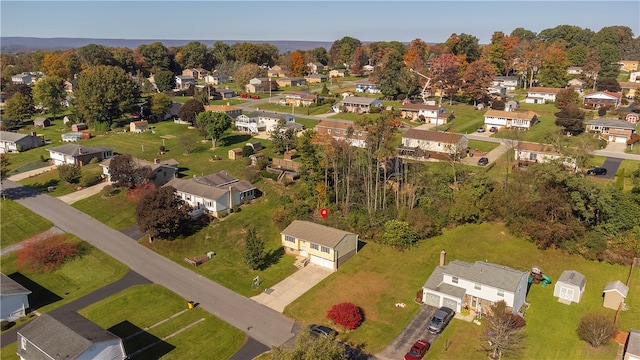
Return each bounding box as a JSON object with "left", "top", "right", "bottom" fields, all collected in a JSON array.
[
  {"left": 316, "top": 120, "right": 365, "bottom": 131},
  {"left": 400, "top": 103, "right": 439, "bottom": 111},
  {"left": 484, "top": 109, "right": 538, "bottom": 120},
  {"left": 528, "top": 87, "right": 562, "bottom": 94},
  {"left": 281, "top": 220, "right": 355, "bottom": 248},
  {"left": 402, "top": 129, "right": 465, "bottom": 144}
]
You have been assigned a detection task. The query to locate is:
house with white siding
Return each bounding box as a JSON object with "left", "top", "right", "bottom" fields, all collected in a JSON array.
[
  {"left": 332, "top": 96, "right": 383, "bottom": 114},
  {"left": 0, "top": 131, "right": 45, "bottom": 153},
  {"left": 47, "top": 144, "right": 113, "bottom": 166},
  {"left": 1, "top": 273, "right": 31, "bottom": 322},
  {"left": 400, "top": 129, "right": 468, "bottom": 155},
  {"left": 585, "top": 118, "right": 637, "bottom": 143},
  {"left": 234, "top": 111, "right": 301, "bottom": 134},
  {"left": 524, "top": 87, "right": 562, "bottom": 104},
  {"left": 400, "top": 103, "right": 450, "bottom": 125},
  {"left": 484, "top": 109, "right": 539, "bottom": 131},
  {"left": 515, "top": 142, "right": 577, "bottom": 169},
  {"left": 491, "top": 76, "right": 519, "bottom": 90}
]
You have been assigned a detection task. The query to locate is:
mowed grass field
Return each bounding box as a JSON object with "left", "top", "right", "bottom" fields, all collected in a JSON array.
[
  {"left": 284, "top": 223, "right": 638, "bottom": 358},
  {"left": 0, "top": 199, "right": 53, "bottom": 248}
]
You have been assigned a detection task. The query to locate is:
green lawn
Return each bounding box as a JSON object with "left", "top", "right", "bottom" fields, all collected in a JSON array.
[
  {"left": 467, "top": 140, "right": 500, "bottom": 153},
  {"left": 17, "top": 162, "right": 104, "bottom": 197},
  {"left": 71, "top": 189, "right": 139, "bottom": 230},
  {"left": 141, "top": 179, "right": 298, "bottom": 297},
  {"left": 0, "top": 199, "right": 53, "bottom": 248},
  {"left": 284, "top": 223, "right": 636, "bottom": 357}
]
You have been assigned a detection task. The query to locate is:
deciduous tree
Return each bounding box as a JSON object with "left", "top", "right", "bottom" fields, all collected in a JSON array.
[
  {"left": 537, "top": 44, "right": 569, "bottom": 88},
  {"left": 17, "top": 235, "right": 78, "bottom": 272},
  {"left": 178, "top": 99, "right": 205, "bottom": 125},
  {"left": 577, "top": 313, "right": 617, "bottom": 348},
  {"left": 430, "top": 53, "right": 461, "bottom": 105},
  {"left": 554, "top": 88, "right": 580, "bottom": 109},
  {"left": 233, "top": 63, "right": 261, "bottom": 91},
  {"left": 32, "top": 75, "right": 66, "bottom": 119},
  {"left": 271, "top": 330, "right": 347, "bottom": 360},
  {"left": 289, "top": 51, "right": 306, "bottom": 77},
  {"left": 108, "top": 154, "right": 153, "bottom": 189},
  {"left": 381, "top": 220, "right": 418, "bottom": 249},
  {"left": 463, "top": 59, "right": 496, "bottom": 105},
  {"left": 149, "top": 92, "right": 172, "bottom": 120},
  {"left": 137, "top": 42, "right": 171, "bottom": 72},
  {"left": 136, "top": 186, "right": 192, "bottom": 241},
  {"left": 483, "top": 300, "right": 526, "bottom": 360},
  {"left": 555, "top": 104, "right": 585, "bottom": 134},
  {"left": 154, "top": 70, "right": 175, "bottom": 92},
  {"left": 327, "top": 302, "right": 363, "bottom": 331},
  {"left": 57, "top": 164, "right": 82, "bottom": 184},
  {"left": 4, "top": 92, "right": 35, "bottom": 128},
  {"left": 0, "top": 154, "right": 11, "bottom": 183},
  {"left": 195, "top": 111, "right": 232, "bottom": 149},
  {"left": 444, "top": 33, "right": 481, "bottom": 63}
]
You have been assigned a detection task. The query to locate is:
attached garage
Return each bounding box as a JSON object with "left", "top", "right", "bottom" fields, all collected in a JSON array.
[
  {"left": 443, "top": 298, "right": 458, "bottom": 311},
  {"left": 310, "top": 255, "right": 334, "bottom": 270},
  {"left": 554, "top": 270, "right": 586, "bottom": 304},
  {"left": 423, "top": 291, "right": 440, "bottom": 307}
]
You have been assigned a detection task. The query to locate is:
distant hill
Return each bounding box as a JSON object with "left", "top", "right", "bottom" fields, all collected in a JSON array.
[{"left": 0, "top": 37, "right": 334, "bottom": 54}]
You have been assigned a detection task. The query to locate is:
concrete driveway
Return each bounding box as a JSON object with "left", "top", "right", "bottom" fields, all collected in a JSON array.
[{"left": 251, "top": 264, "right": 333, "bottom": 312}]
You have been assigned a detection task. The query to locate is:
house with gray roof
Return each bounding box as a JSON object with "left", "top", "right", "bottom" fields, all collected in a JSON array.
[
  {"left": 332, "top": 96, "right": 383, "bottom": 114},
  {"left": 234, "top": 111, "right": 300, "bottom": 134},
  {"left": 164, "top": 171, "right": 257, "bottom": 218},
  {"left": 100, "top": 156, "right": 178, "bottom": 187},
  {"left": 281, "top": 220, "right": 358, "bottom": 271},
  {"left": 400, "top": 128, "right": 468, "bottom": 156},
  {"left": 47, "top": 144, "right": 113, "bottom": 166},
  {"left": 585, "top": 118, "right": 637, "bottom": 144},
  {"left": 422, "top": 259, "right": 529, "bottom": 315},
  {"left": 17, "top": 311, "right": 126, "bottom": 360},
  {"left": 624, "top": 328, "right": 640, "bottom": 360},
  {"left": 0, "top": 131, "right": 45, "bottom": 154},
  {"left": 1, "top": 273, "right": 31, "bottom": 321}
]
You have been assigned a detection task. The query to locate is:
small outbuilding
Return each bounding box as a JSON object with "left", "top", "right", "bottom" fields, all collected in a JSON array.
[
  {"left": 228, "top": 148, "right": 243, "bottom": 160},
  {"left": 554, "top": 270, "right": 586, "bottom": 304},
  {"left": 71, "top": 123, "right": 88, "bottom": 132},
  {"left": 129, "top": 120, "right": 149, "bottom": 133},
  {"left": 246, "top": 141, "right": 263, "bottom": 152},
  {"left": 603, "top": 280, "right": 629, "bottom": 310},
  {"left": 33, "top": 117, "right": 51, "bottom": 128},
  {"left": 249, "top": 152, "right": 265, "bottom": 166}
]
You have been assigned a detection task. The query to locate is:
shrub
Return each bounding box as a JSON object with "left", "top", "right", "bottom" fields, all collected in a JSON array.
[
  {"left": 80, "top": 173, "right": 102, "bottom": 187},
  {"left": 261, "top": 170, "right": 279, "bottom": 181},
  {"left": 327, "top": 302, "right": 363, "bottom": 331},
  {"left": 126, "top": 182, "right": 157, "bottom": 201},
  {"left": 102, "top": 184, "right": 114, "bottom": 196},
  {"left": 57, "top": 164, "right": 81, "bottom": 184},
  {"left": 242, "top": 145, "right": 254, "bottom": 157},
  {"left": 577, "top": 313, "right": 617, "bottom": 347},
  {"left": 598, "top": 107, "right": 607, "bottom": 116},
  {"left": 17, "top": 235, "right": 78, "bottom": 272}
]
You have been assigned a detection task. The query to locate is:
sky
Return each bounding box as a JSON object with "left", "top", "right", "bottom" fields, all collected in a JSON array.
[{"left": 1, "top": 1, "right": 639, "bottom": 44}]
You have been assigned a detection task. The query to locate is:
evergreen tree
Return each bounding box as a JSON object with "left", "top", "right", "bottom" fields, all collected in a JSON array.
[{"left": 243, "top": 227, "right": 265, "bottom": 270}]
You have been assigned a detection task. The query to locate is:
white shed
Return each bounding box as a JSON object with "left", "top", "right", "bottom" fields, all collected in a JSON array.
[{"left": 554, "top": 270, "right": 586, "bottom": 304}]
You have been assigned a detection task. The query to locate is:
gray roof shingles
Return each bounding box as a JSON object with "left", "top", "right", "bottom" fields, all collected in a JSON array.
[
  {"left": 604, "top": 280, "right": 629, "bottom": 297},
  {"left": 281, "top": 220, "right": 355, "bottom": 248},
  {"left": 0, "top": 273, "right": 31, "bottom": 295},
  {"left": 47, "top": 144, "right": 111, "bottom": 157},
  {"left": 557, "top": 270, "right": 586, "bottom": 288},
  {"left": 442, "top": 260, "right": 527, "bottom": 293}
]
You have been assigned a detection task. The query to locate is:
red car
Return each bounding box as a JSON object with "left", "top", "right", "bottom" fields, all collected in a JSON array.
[
  {"left": 251, "top": 94, "right": 260, "bottom": 99},
  {"left": 240, "top": 93, "right": 249, "bottom": 98},
  {"left": 404, "top": 339, "right": 430, "bottom": 360}
]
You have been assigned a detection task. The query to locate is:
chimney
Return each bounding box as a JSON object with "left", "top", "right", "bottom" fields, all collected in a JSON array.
[
  {"left": 228, "top": 186, "right": 233, "bottom": 210},
  {"left": 154, "top": 158, "right": 160, "bottom": 164},
  {"left": 78, "top": 146, "right": 83, "bottom": 155},
  {"left": 439, "top": 249, "right": 447, "bottom": 266}
]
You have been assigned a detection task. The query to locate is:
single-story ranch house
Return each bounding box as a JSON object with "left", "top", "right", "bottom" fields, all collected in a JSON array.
[
  {"left": 354, "top": 80, "right": 381, "bottom": 94},
  {"left": 100, "top": 157, "right": 178, "bottom": 187},
  {"left": 585, "top": 118, "right": 637, "bottom": 143},
  {"left": 484, "top": 109, "right": 539, "bottom": 130},
  {"left": 400, "top": 128, "right": 468, "bottom": 156},
  {"left": 515, "top": 142, "right": 577, "bottom": 169},
  {"left": 491, "top": 76, "right": 519, "bottom": 90},
  {"left": 315, "top": 120, "right": 368, "bottom": 148},
  {"left": 47, "top": 144, "right": 113, "bottom": 166},
  {"left": 1, "top": 273, "right": 31, "bottom": 322},
  {"left": 583, "top": 91, "right": 622, "bottom": 109},
  {"left": 281, "top": 220, "right": 358, "bottom": 271},
  {"left": 0, "top": 131, "right": 45, "bottom": 154},
  {"left": 422, "top": 258, "right": 529, "bottom": 315},
  {"left": 332, "top": 96, "right": 383, "bottom": 114},
  {"left": 524, "top": 87, "right": 562, "bottom": 104},
  {"left": 165, "top": 171, "right": 257, "bottom": 218},
  {"left": 400, "top": 103, "right": 450, "bottom": 125}
]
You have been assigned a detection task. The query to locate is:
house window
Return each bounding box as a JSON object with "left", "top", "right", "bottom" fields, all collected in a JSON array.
[
  {"left": 310, "top": 243, "right": 319, "bottom": 250},
  {"left": 497, "top": 289, "right": 504, "bottom": 297},
  {"left": 285, "top": 235, "right": 295, "bottom": 243},
  {"left": 474, "top": 283, "right": 481, "bottom": 290},
  {"left": 452, "top": 277, "right": 459, "bottom": 284},
  {"left": 321, "top": 246, "right": 330, "bottom": 253}
]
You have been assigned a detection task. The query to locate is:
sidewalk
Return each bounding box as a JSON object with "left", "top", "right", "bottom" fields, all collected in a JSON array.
[
  {"left": 7, "top": 165, "right": 57, "bottom": 181},
  {"left": 57, "top": 181, "right": 111, "bottom": 204}
]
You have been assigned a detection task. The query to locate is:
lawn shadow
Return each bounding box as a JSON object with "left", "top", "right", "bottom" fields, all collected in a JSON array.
[
  {"left": 110, "top": 320, "right": 176, "bottom": 359},
  {"left": 261, "top": 246, "right": 285, "bottom": 269},
  {"left": 26, "top": 179, "right": 60, "bottom": 193},
  {"left": 221, "top": 134, "right": 252, "bottom": 147},
  {"left": 356, "top": 240, "right": 367, "bottom": 252},
  {"left": 7, "top": 272, "right": 63, "bottom": 310},
  {"left": 175, "top": 167, "right": 190, "bottom": 178},
  {"left": 2, "top": 184, "right": 41, "bottom": 200}
]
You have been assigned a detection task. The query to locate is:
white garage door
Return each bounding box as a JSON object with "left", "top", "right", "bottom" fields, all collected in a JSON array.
[
  {"left": 424, "top": 292, "right": 440, "bottom": 307},
  {"left": 443, "top": 298, "right": 458, "bottom": 312},
  {"left": 310, "top": 255, "right": 334, "bottom": 270}
]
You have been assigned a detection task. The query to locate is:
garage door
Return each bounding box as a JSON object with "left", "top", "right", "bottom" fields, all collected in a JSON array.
[
  {"left": 310, "top": 255, "right": 334, "bottom": 270},
  {"left": 424, "top": 292, "right": 440, "bottom": 307},
  {"left": 443, "top": 298, "right": 458, "bottom": 312}
]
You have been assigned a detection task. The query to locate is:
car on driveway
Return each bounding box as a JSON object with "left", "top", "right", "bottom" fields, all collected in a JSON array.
[
  {"left": 427, "top": 307, "right": 455, "bottom": 334},
  {"left": 308, "top": 324, "right": 338, "bottom": 338},
  {"left": 587, "top": 167, "right": 607, "bottom": 175},
  {"left": 404, "top": 339, "right": 430, "bottom": 360},
  {"left": 477, "top": 127, "right": 486, "bottom": 133},
  {"left": 278, "top": 99, "right": 287, "bottom": 105},
  {"left": 478, "top": 157, "right": 489, "bottom": 166}
]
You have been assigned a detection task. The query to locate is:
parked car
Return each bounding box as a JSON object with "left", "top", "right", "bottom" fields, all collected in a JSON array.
[
  {"left": 240, "top": 93, "right": 249, "bottom": 98},
  {"left": 252, "top": 94, "right": 260, "bottom": 99},
  {"left": 477, "top": 127, "right": 486, "bottom": 133},
  {"left": 489, "top": 126, "right": 499, "bottom": 133},
  {"left": 308, "top": 324, "right": 338, "bottom": 338},
  {"left": 427, "top": 307, "right": 455, "bottom": 334},
  {"left": 587, "top": 167, "right": 607, "bottom": 175},
  {"left": 478, "top": 157, "right": 489, "bottom": 166},
  {"left": 404, "top": 339, "right": 430, "bottom": 360},
  {"left": 278, "top": 99, "right": 287, "bottom": 105}
]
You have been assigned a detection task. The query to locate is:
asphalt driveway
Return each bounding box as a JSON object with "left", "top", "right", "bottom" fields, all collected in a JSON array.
[
  {"left": 600, "top": 157, "right": 623, "bottom": 180},
  {"left": 376, "top": 304, "right": 438, "bottom": 360}
]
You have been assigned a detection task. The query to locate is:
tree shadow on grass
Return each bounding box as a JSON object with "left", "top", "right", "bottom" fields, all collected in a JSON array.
[
  {"left": 25, "top": 179, "right": 60, "bottom": 193},
  {"left": 261, "top": 246, "right": 285, "bottom": 270},
  {"left": 7, "top": 272, "right": 62, "bottom": 310},
  {"left": 109, "top": 320, "right": 175, "bottom": 359},
  {"left": 221, "top": 134, "right": 252, "bottom": 147}
]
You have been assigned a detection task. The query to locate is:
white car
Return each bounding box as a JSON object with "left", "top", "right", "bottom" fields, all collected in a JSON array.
[{"left": 278, "top": 99, "right": 287, "bottom": 105}]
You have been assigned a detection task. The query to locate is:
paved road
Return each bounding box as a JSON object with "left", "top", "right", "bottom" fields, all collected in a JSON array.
[{"left": 1, "top": 180, "right": 296, "bottom": 350}]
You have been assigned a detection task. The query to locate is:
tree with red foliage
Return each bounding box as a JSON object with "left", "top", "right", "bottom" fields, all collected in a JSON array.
[
  {"left": 17, "top": 235, "right": 78, "bottom": 272},
  {"left": 126, "top": 182, "right": 157, "bottom": 201},
  {"left": 326, "top": 302, "right": 363, "bottom": 331}
]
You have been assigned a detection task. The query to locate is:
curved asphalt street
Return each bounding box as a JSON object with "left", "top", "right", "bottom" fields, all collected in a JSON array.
[{"left": 1, "top": 180, "right": 296, "bottom": 352}]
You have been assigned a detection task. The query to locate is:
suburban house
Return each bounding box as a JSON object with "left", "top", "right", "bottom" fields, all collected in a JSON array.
[
  {"left": 619, "top": 60, "right": 639, "bottom": 72},
  {"left": 583, "top": 91, "right": 622, "bottom": 109},
  {"left": 484, "top": 109, "right": 539, "bottom": 130},
  {"left": 524, "top": 87, "right": 562, "bottom": 104},
  {"left": 332, "top": 96, "right": 383, "bottom": 114},
  {"left": 585, "top": 118, "right": 637, "bottom": 143},
  {"left": 421, "top": 256, "right": 529, "bottom": 315},
  {"left": 17, "top": 311, "right": 126, "bottom": 360},
  {"left": 164, "top": 171, "right": 258, "bottom": 218},
  {"left": 620, "top": 81, "right": 639, "bottom": 99},
  {"left": 553, "top": 270, "right": 586, "bottom": 304},
  {"left": 1, "top": 273, "right": 31, "bottom": 321},
  {"left": 281, "top": 220, "right": 358, "bottom": 271},
  {"left": 400, "top": 129, "right": 468, "bottom": 156},
  {"left": 304, "top": 74, "right": 329, "bottom": 83},
  {"left": 204, "top": 104, "right": 242, "bottom": 118},
  {"left": 0, "top": 131, "right": 45, "bottom": 153},
  {"left": 567, "top": 78, "right": 587, "bottom": 93},
  {"left": 567, "top": 66, "right": 583, "bottom": 75},
  {"left": 400, "top": 103, "right": 450, "bottom": 125},
  {"left": 129, "top": 120, "right": 148, "bottom": 133},
  {"left": 235, "top": 111, "right": 300, "bottom": 134},
  {"left": 283, "top": 91, "right": 318, "bottom": 107},
  {"left": 354, "top": 80, "right": 381, "bottom": 94},
  {"left": 47, "top": 144, "right": 114, "bottom": 166},
  {"left": 11, "top": 73, "right": 32, "bottom": 85},
  {"left": 315, "top": 120, "right": 368, "bottom": 148},
  {"left": 215, "top": 88, "right": 236, "bottom": 99},
  {"left": 33, "top": 117, "right": 51, "bottom": 128},
  {"left": 175, "top": 75, "right": 196, "bottom": 90},
  {"left": 491, "top": 76, "right": 519, "bottom": 90},
  {"left": 515, "top": 142, "right": 577, "bottom": 169},
  {"left": 307, "top": 62, "right": 325, "bottom": 74},
  {"left": 624, "top": 329, "right": 640, "bottom": 360},
  {"left": 246, "top": 78, "right": 276, "bottom": 93},
  {"left": 631, "top": 71, "right": 640, "bottom": 82},
  {"left": 275, "top": 77, "right": 306, "bottom": 87},
  {"left": 267, "top": 65, "right": 286, "bottom": 78},
  {"left": 204, "top": 73, "right": 229, "bottom": 85},
  {"left": 100, "top": 157, "right": 178, "bottom": 187},
  {"left": 182, "top": 68, "right": 209, "bottom": 79},
  {"left": 603, "top": 281, "right": 629, "bottom": 310},
  {"left": 329, "top": 69, "right": 348, "bottom": 78}
]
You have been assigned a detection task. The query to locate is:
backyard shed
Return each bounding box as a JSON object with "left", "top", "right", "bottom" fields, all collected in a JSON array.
[
  {"left": 554, "top": 270, "right": 586, "bottom": 304},
  {"left": 33, "top": 117, "right": 51, "bottom": 128},
  {"left": 228, "top": 148, "right": 243, "bottom": 160},
  {"left": 246, "top": 141, "right": 263, "bottom": 152},
  {"left": 71, "top": 123, "right": 88, "bottom": 131},
  {"left": 603, "top": 280, "right": 629, "bottom": 310}
]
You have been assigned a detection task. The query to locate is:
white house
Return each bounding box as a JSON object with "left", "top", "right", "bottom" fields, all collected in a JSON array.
[
  {"left": 175, "top": 75, "right": 196, "bottom": 90},
  {"left": 400, "top": 129, "right": 468, "bottom": 155},
  {"left": 354, "top": 80, "right": 381, "bottom": 94},
  {"left": 524, "top": 87, "right": 562, "bottom": 104},
  {"left": 399, "top": 103, "right": 450, "bottom": 125},
  {"left": 332, "top": 96, "right": 383, "bottom": 114},
  {"left": 281, "top": 220, "right": 358, "bottom": 271},
  {"left": 491, "top": 76, "right": 519, "bottom": 90},
  {"left": 165, "top": 171, "right": 257, "bottom": 218},
  {"left": 422, "top": 258, "right": 529, "bottom": 315},
  {"left": 11, "top": 73, "right": 32, "bottom": 85},
  {"left": 585, "top": 118, "right": 637, "bottom": 143},
  {"left": 1, "top": 273, "right": 31, "bottom": 322},
  {"left": 234, "top": 111, "right": 300, "bottom": 134},
  {"left": 17, "top": 311, "right": 126, "bottom": 360},
  {"left": 554, "top": 270, "right": 586, "bottom": 304},
  {"left": 47, "top": 144, "right": 113, "bottom": 166},
  {"left": 204, "top": 73, "right": 229, "bottom": 85},
  {"left": 484, "top": 109, "right": 539, "bottom": 130},
  {"left": 100, "top": 157, "right": 178, "bottom": 187},
  {"left": 567, "top": 66, "right": 583, "bottom": 75},
  {"left": 0, "top": 131, "right": 45, "bottom": 154},
  {"left": 515, "top": 142, "right": 577, "bottom": 169}
]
